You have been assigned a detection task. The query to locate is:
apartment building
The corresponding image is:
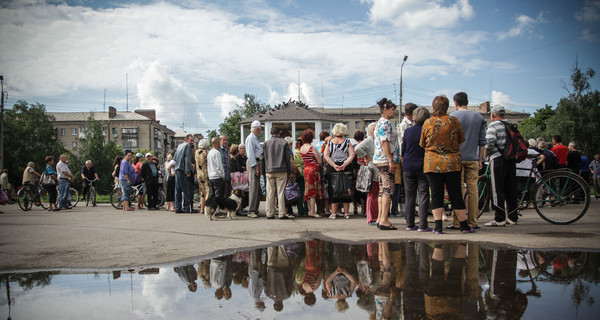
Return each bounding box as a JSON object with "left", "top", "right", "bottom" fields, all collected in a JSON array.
[{"left": 50, "top": 106, "right": 176, "bottom": 160}]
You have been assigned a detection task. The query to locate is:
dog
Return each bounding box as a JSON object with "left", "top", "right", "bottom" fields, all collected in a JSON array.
[{"left": 205, "top": 189, "right": 243, "bottom": 220}]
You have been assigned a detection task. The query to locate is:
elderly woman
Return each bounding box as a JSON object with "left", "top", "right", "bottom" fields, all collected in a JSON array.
[
  {"left": 195, "top": 139, "right": 211, "bottom": 215},
  {"left": 355, "top": 122, "right": 379, "bottom": 225},
  {"left": 324, "top": 123, "right": 356, "bottom": 219},
  {"left": 373, "top": 98, "right": 400, "bottom": 230},
  {"left": 44, "top": 156, "right": 60, "bottom": 211},
  {"left": 402, "top": 107, "right": 431, "bottom": 231},
  {"left": 164, "top": 152, "right": 176, "bottom": 212},
  {"left": 230, "top": 144, "right": 240, "bottom": 173},
  {"left": 420, "top": 95, "right": 473, "bottom": 234},
  {"left": 300, "top": 129, "right": 323, "bottom": 218}
]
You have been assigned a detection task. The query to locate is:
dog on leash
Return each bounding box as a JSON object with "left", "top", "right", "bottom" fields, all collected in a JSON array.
[{"left": 205, "top": 189, "right": 243, "bottom": 220}]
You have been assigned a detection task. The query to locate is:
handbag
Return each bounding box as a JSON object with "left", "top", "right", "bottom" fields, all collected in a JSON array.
[
  {"left": 41, "top": 172, "right": 56, "bottom": 186},
  {"left": 329, "top": 171, "right": 354, "bottom": 200},
  {"left": 355, "top": 165, "right": 372, "bottom": 193},
  {"left": 231, "top": 171, "right": 249, "bottom": 191},
  {"left": 284, "top": 179, "right": 302, "bottom": 204},
  {"left": 0, "top": 190, "right": 8, "bottom": 205}
]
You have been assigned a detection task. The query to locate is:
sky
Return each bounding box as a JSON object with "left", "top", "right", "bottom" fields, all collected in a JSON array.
[{"left": 0, "top": 0, "right": 599, "bottom": 134}]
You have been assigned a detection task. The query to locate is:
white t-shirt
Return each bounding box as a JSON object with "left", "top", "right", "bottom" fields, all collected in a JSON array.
[
  {"left": 516, "top": 148, "right": 539, "bottom": 177},
  {"left": 56, "top": 160, "right": 71, "bottom": 179},
  {"left": 165, "top": 160, "right": 176, "bottom": 176}
]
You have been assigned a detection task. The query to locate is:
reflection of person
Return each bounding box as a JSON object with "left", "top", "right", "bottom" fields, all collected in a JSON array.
[
  {"left": 265, "top": 245, "right": 294, "bottom": 311},
  {"left": 423, "top": 244, "right": 466, "bottom": 319},
  {"left": 248, "top": 248, "right": 267, "bottom": 312},
  {"left": 484, "top": 249, "right": 528, "bottom": 319},
  {"left": 325, "top": 266, "right": 357, "bottom": 313},
  {"left": 301, "top": 240, "right": 324, "bottom": 306},
  {"left": 211, "top": 256, "right": 233, "bottom": 300},
  {"left": 174, "top": 265, "right": 198, "bottom": 292}
]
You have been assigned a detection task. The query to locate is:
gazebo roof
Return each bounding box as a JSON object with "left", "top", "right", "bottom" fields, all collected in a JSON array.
[{"left": 240, "top": 100, "right": 341, "bottom": 124}]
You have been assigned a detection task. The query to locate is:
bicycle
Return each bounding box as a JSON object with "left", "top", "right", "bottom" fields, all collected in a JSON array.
[
  {"left": 475, "top": 156, "right": 590, "bottom": 224},
  {"left": 38, "top": 183, "right": 80, "bottom": 210},
  {"left": 110, "top": 183, "right": 163, "bottom": 210},
  {"left": 83, "top": 178, "right": 98, "bottom": 206},
  {"left": 17, "top": 182, "right": 42, "bottom": 211}
]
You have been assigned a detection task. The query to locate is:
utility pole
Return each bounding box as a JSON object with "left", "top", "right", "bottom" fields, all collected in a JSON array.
[
  {"left": 0, "top": 75, "right": 6, "bottom": 171},
  {"left": 399, "top": 55, "right": 408, "bottom": 124}
]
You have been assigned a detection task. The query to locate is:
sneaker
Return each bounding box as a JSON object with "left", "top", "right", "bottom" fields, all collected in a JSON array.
[
  {"left": 266, "top": 215, "right": 275, "bottom": 219},
  {"left": 247, "top": 212, "right": 259, "bottom": 218},
  {"left": 418, "top": 227, "right": 433, "bottom": 232},
  {"left": 405, "top": 226, "right": 418, "bottom": 231},
  {"left": 461, "top": 227, "right": 477, "bottom": 234},
  {"left": 506, "top": 218, "right": 518, "bottom": 225},
  {"left": 484, "top": 220, "right": 506, "bottom": 227},
  {"left": 345, "top": 215, "right": 350, "bottom": 219},
  {"left": 433, "top": 229, "right": 443, "bottom": 234},
  {"left": 329, "top": 214, "right": 336, "bottom": 219}
]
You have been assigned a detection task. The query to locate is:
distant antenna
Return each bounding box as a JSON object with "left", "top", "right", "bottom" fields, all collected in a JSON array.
[
  {"left": 297, "top": 70, "right": 301, "bottom": 101},
  {"left": 103, "top": 89, "right": 106, "bottom": 112},
  {"left": 126, "top": 73, "right": 129, "bottom": 111}
]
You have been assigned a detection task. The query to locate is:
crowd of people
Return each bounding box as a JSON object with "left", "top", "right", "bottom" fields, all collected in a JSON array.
[{"left": 2, "top": 92, "right": 598, "bottom": 228}]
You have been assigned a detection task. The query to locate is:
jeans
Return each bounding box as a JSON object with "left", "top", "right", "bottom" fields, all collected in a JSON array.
[
  {"left": 120, "top": 180, "right": 132, "bottom": 202},
  {"left": 58, "top": 178, "right": 70, "bottom": 209},
  {"left": 175, "top": 170, "right": 192, "bottom": 212}
]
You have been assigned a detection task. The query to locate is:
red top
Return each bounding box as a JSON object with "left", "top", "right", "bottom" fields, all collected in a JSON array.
[
  {"left": 301, "top": 146, "right": 319, "bottom": 166},
  {"left": 551, "top": 144, "right": 568, "bottom": 165}
]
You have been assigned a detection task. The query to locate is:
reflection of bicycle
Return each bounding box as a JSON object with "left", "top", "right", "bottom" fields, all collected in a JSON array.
[
  {"left": 475, "top": 156, "right": 590, "bottom": 224},
  {"left": 83, "top": 178, "right": 98, "bottom": 206},
  {"left": 110, "top": 183, "right": 163, "bottom": 209}
]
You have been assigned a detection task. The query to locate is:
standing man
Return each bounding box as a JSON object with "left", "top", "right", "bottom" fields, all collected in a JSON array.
[
  {"left": 119, "top": 150, "right": 135, "bottom": 211},
  {"left": 551, "top": 135, "right": 568, "bottom": 168},
  {"left": 174, "top": 134, "right": 198, "bottom": 213},
  {"left": 81, "top": 160, "right": 99, "bottom": 206},
  {"left": 449, "top": 92, "right": 486, "bottom": 229},
  {"left": 261, "top": 126, "right": 293, "bottom": 219},
  {"left": 57, "top": 154, "right": 75, "bottom": 210},
  {"left": 220, "top": 135, "right": 232, "bottom": 197},
  {"left": 207, "top": 137, "right": 225, "bottom": 206},
  {"left": 245, "top": 120, "right": 263, "bottom": 218},
  {"left": 484, "top": 106, "right": 519, "bottom": 227},
  {"left": 141, "top": 153, "right": 159, "bottom": 210},
  {"left": 590, "top": 154, "right": 600, "bottom": 199},
  {"left": 391, "top": 102, "right": 418, "bottom": 218}
]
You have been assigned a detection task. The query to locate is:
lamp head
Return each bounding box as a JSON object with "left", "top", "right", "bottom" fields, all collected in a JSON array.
[{"left": 403, "top": 56, "right": 408, "bottom": 62}]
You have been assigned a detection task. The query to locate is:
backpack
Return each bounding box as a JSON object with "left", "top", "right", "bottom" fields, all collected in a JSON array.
[{"left": 497, "top": 121, "right": 528, "bottom": 162}]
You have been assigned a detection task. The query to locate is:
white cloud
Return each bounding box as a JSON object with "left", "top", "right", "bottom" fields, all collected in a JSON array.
[
  {"left": 491, "top": 90, "right": 516, "bottom": 108},
  {"left": 362, "top": 0, "right": 474, "bottom": 29},
  {"left": 212, "top": 93, "right": 244, "bottom": 119},
  {"left": 136, "top": 59, "right": 206, "bottom": 128},
  {"left": 581, "top": 28, "right": 597, "bottom": 41},
  {"left": 497, "top": 11, "right": 548, "bottom": 40},
  {"left": 575, "top": 0, "right": 600, "bottom": 22}
]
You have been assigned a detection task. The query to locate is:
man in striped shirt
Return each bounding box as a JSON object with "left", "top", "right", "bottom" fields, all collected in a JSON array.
[{"left": 484, "top": 106, "right": 519, "bottom": 227}]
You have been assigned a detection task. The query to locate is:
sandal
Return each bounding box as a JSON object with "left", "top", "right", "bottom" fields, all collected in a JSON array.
[
  {"left": 445, "top": 225, "right": 460, "bottom": 230},
  {"left": 378, "top": 224, "right": 397, "bottom": 230},
  {"left": 308, "top": 212, "right": 321, "bottom": 218}
]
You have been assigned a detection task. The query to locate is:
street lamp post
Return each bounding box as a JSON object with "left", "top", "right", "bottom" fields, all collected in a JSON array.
[
  {"left": 0, "top": 75, "right": 5, "bottom": 171},
  {"left": 399, "top": 55, "right": 408, "bottom": 122}
]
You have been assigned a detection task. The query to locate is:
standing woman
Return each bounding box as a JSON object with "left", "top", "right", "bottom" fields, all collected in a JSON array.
[
  {"left": 235, "top": 144, "right": 249, "bottom": 212},
  {"left": 112, "top": 156, "right": 123, "bottom": 185},
  {"left": 352, "top": 130, "right": 367, "bottom": 216},
  {"left": 293, "top": 137, "right": 308, "bottom": 216},
  {"left": 44, "top": 156, "right": 60, "bottom": 211},
  {"left": 373, "top": 98, "right": 400, "bottom": 230},
  {"left": 419, "top": 95, "right": 473, "bottom": 234},
  {"left": 195, "top": 139, "right": 211, "bottom": 215},
  {"left": 300, "top": 129, "right": 323, "bottom": 218},
  {"left": 164, "top": 152, "right": 176, "bottom": 212},
  {"left": 133, "top": 153, "right": 144, "bottom": 209},
  {"left": 323, "top": 123, "right": 356, "bottom": 219}
]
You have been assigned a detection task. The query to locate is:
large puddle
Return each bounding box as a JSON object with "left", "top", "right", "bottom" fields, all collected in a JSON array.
[{"left": 1, "top": 240, "right": 599, "bottom": 319}]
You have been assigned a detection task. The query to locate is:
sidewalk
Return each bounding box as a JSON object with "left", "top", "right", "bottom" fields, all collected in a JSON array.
[{"left": 0, "top": 199, "right": 598, "bottom": 271}]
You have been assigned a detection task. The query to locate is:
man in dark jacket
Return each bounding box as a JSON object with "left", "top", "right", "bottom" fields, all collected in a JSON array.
[
  {"left": 260, "top": 126, "right": 292, "bottom": 219},
  {"left": 141, "top": 153, "right": 159, "bottom": 210}
]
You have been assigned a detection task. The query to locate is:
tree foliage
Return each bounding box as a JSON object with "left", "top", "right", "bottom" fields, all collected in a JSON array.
[
  {"left": 78, "top": 114, "right": 123, "bottom": 194},
  {"left": 3, "top": 100, "right": 66, "bottom": 187},
  {"left": 519, "top": 104, "right": 556, "bottom": 141},
  {"left": 215, "top": 94, "right": 270, "bottom": 144}
]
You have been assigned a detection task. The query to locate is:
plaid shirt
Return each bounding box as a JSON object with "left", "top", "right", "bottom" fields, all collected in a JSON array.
[{"left": 220, "top": 146, "right": 231, "bottom": 181}]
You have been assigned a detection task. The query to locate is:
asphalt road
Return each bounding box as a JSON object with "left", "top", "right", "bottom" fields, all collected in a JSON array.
[{"left": 0, "top": 199, "right": 598, "bottom": 272}]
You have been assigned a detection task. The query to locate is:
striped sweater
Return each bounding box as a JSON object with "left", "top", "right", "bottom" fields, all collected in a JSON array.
[{"left": 485, "top": 120, "right": 508, "bottom": 160}]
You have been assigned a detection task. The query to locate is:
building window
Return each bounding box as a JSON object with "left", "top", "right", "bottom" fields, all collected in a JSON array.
[
  {"left": 122, "top": 138, "right": 138, "bottom": 149},
  {"left": 355, "top": 121, "right": 361, "bottom": 129},
  {"left": 112, "top": 127, "right": 118, "bottom": 138},
  {"left": 72, "top": 128, "right": 77, "bottom": 135},
  {"left": 122, "top": 128, "right": 138, "bottom": 134},
  {"left": 102, "top": 127, "right": 107, "bottom": 136},
  {"left": 60, "top": 128, "right": 66, "bottom": 136},
  {"left": 72, "top": 141, "right": 77, "bottom": 149}
]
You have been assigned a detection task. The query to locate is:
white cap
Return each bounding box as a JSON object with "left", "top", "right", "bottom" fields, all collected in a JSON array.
[
  {"left": 145, "top": 152, "right": 152, "bottom": 157},
  {"left": 251, "top": 120, "right": 264, "bottom": 128}
]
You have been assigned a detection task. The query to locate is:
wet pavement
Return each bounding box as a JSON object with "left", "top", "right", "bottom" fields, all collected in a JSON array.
[{"left": 1, "top": 240, "right": 599, "bottom": 319}]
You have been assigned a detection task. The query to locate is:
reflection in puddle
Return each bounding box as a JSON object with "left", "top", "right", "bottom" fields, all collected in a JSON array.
[{"left": 1, "top": 241, "right": 599, "bottom": 319}]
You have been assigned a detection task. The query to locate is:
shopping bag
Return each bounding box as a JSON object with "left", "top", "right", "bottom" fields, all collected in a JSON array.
[
  {"left": 230, "top": 171, "right": 249, "bottom": 191},
  {"left": 0, "top": 190, "right": 8, "bottom": 205},
  {"left": 329, "top": 171, "right": 354, "bottom": 200},
  {"left": 285, "top": 179, "right": 302, "bottom": 204},
  {"left": 355, "top": 165, "right": 372, "bottom": 193}
]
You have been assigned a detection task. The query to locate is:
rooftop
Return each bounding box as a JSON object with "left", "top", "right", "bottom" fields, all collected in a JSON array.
[
  {"left": 49, "top": 111, "right": 150, "bottom": 122},
  {"left": 240, "top": 100, "right": 341, "bottom": 124}
]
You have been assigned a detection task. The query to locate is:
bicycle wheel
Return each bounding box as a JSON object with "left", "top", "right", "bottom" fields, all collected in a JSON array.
[
  {"left": 533, "top": 173, "right": 590, "bottom": 224},
  {"left": 477, "top": 176, "right": 490, "bottom": 218},
  {"left": 531, "top": 251, "right": 588, "bottom": 281},
  {"left": 69, "top": 187, "right": 80, "bottom": 206},
  {"left": 110, "top": 187, "right": 124, "bottom": 209},
  {"left": 17, "top": 188, "right": 33, "bottom": 211},
  {"left": 39, "top": 187, "right": 51, "bottom": 209}
]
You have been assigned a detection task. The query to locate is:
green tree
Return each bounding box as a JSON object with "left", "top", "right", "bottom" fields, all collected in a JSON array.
[
  {"left": 216, "top": 94, "right": 270, "bottom": 144},
  {"left": 78, "top": 114, "right": 123, "bottom": 194},
  {"left": 3, "top": 100, "right": 66, "bottom": 187},
  {"left": 518, "top": 104, "right": 556, "bottom": 141},
  {"left": 547, "top": 64, "right": 600, "bottom": 156}
]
